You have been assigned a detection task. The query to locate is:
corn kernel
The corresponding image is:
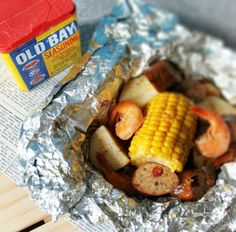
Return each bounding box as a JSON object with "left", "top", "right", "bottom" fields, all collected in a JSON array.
[
  {"left": 169, "top": 97, "right": 178, "bottom": 103},
  {"left": 165, "top": 136, "right": 175, "bottom": 144},
  {"left": 153, "top": 140, "right": 163, "bottom": 148},
  {"left": 166, "top": 110, "right": 174, "bottom": 116},
  {"left": 164, "top": 140, "right": 174, "bottom": 148},
  {"left": 168, "top": 131, "right": 177, "bottom": 139},
  {"left": 150, "top": 147, "right": 162, "bottom": 154},
  {"left": 159, "top": 125, "right": 168, "bottom": 132},
  {"left": 179, "top": 132, "right": 187, "bottom": 140},
  {"left": 161, "top": 146, "right": 171, "bottom": 155},
  {"left": 174, "top": 146, "right": 184, "bottom": 154},
  {"left": 170, "top": 126, "right": 179, "bottom": 134},
  {"left": 184, "top": 120, "right": 193, "bottom": 128},
  {"left": 155, "top": 131, "right": 166, "bottom": 139},
  {"left": 160, "top": 120, "right": 170, "bottom": 128},
  {"left": 172, "top": 122, "right": 181, "bottom": 130}
]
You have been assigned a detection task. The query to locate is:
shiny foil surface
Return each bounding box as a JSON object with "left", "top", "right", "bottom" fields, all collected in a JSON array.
[{"left": 19, "top": 0, "right": 236, "bottom": 231}]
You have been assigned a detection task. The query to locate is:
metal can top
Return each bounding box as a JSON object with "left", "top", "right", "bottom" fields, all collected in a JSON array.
[{"left": 0, "top": 0, "right": 75, "bottom": 53}]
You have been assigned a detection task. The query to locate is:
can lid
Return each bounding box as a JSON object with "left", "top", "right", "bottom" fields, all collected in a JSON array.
[{"left": 0, "top": 0, "right": 75, "bottom": 53}]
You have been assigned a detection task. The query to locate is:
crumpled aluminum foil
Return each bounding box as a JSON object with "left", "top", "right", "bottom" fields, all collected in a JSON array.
[{"left": 19, "top": 0, "right": 236, "bottom": 231}]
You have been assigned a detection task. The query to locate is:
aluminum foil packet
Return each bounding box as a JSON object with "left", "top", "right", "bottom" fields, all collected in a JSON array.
[{"left": 19, "top": 0, "right": 236, "bottom": 231}]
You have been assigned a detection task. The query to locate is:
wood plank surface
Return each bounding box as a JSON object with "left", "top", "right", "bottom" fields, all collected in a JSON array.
[
  {"left": 32, "top": 218, "right": 80, "bottom": 232},
  {"left": 0, "top": 174, "right": 16, "bottom": 194},
  {"left": 0, "top": 173, "right": 82, "bottom": 232}
]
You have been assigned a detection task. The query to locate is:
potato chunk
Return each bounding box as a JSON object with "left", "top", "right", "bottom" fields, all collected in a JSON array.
[
  {"left": 90, "top": 125, "right": 130, "bottom": 171},
  {"left": 119, "top": 75, "right": 158, "bottom": 108}
]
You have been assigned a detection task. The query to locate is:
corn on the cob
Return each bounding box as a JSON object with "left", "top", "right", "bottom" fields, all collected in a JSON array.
[{"left": 129, "top": 92, "right": 196, "bottom": 172}]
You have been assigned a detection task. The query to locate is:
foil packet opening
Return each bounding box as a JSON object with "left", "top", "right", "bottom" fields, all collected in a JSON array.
[{"left": 19, "top": 0, "right": 236, "bottom": 231}]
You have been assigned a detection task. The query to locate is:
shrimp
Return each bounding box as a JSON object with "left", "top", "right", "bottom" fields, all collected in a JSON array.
[
  {"left": 109, "top": 101, "right": 144, "bottom": 140},
  {"left": 192, "top": 106, "right": 231, "bottom": 158}
]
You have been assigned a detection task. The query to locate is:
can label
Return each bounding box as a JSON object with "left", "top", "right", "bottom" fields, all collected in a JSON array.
[{"left": 9, "top": 16, "right": 81, "bottom": 89}]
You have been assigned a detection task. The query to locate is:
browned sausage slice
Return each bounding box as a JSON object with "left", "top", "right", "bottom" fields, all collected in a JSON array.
[
  {"left": 143, "top": 60, "right": 182, "bottom": 92},
  {"left": 132, "top": 162, "right": 179, "bottom": 196},
  {"left": 171, "top": 167, "right": 216, "bottom": 201}
]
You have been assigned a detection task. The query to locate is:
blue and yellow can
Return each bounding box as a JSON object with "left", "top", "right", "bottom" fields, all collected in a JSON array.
[{"left": 0, "top": 0, "right": 82, "bottom": 91}]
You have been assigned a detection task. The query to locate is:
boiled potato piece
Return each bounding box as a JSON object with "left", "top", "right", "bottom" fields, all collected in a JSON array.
[
  {"left": 119, "top": 75, "right": 158, "bottom": 108},
  {"left": 201, "top": 96, "right": 236, "bottom": 115},
  {"left": 90, "top": 125, "right": 130, "bottom": 171}
]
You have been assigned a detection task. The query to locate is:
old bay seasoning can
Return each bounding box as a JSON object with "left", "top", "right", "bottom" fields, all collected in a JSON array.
[{"left": 0, "top": 0, "right": 82, "bottom": 91}]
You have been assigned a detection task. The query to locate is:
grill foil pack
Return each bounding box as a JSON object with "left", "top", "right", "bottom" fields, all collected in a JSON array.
[{"left": 19, "top": 0, "right": 236, "bottom": 231}]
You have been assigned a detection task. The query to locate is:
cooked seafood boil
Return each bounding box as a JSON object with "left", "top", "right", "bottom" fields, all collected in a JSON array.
[{"left": 89, "top": 60, "right": 235, "bottom": 201}]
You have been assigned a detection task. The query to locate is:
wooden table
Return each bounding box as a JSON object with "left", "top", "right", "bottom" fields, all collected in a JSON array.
[{"left": 0, "top": 172, "right": 82, "bottom": 232}]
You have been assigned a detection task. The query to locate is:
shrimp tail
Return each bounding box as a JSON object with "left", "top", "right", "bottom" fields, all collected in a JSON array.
[
  {"left": 192, "top": 106, "right": 224, "bottom": 130},
  {"left": 192, "top": 106, "right": 215, "bottom": 122}
]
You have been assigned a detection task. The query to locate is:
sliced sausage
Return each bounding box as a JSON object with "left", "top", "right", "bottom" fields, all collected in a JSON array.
[
  {"left": 172, "top": 166, "right": 216, "bottom": 201},
  {"left": 143, "top": 60, "right": 182, "bottom": 92},
  {"left": 132, "top": 162, "right": 179, "bottom": 196}
]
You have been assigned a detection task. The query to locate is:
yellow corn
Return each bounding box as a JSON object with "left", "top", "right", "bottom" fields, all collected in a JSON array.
[{"left": 129, "top": 92, "right": 196, "bottom": 172}]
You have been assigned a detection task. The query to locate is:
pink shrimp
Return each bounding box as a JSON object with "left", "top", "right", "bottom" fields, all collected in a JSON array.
[
  {"left": 192, "top": 106, "right": 231, "bottom": 158},
  {"left": 109, "top": 101, "right": 144, "bottom": 140}
]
